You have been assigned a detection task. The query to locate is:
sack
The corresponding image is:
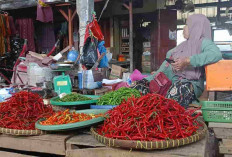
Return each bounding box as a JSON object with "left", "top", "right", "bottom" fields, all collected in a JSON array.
[{"left": 149, "top": 72, "right": 172, "bottom": 96}]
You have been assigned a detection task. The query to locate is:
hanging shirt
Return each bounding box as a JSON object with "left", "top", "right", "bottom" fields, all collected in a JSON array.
[{"left": 36, "top": 0, "right": 53, "bottom": 23}]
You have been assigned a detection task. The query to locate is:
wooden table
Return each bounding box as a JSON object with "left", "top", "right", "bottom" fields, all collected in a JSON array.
[
  {"left": 0, "top": 129, "right": 216, "bottom": 157},
  {"left": 66, "top": 132, "right": 211, "bottom": 157},
  {"left": 0, "top": 133, "right": 73, "bottom": 156}
]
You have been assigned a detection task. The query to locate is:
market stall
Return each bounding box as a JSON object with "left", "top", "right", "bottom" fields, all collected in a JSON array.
[{"left": 1, "top": 0, "right": 232, "bottom": 157}]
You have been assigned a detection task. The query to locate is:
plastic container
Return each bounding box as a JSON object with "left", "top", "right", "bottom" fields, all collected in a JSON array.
[
  {"left": 35, "top": 109, "right": 108, "bottom": 131},
  {"left": 67, "top": 47, "right": 78, "bottom": 62},
  {"left": 78, "top": 71, "right": 83, "bottom": 89},
  {"left": 50, "top": 95, "right": 100, "bottom": 106},
  {"left": 118, "top": 54, "right": 126, "bottom": 62},
  {"left": 90, "top": 105, "right": 117, "bottom": 109},
  {"left": 27, "top": 63, "right": 55, "bottom": 87},
  {"left": 201, "top": 101, "right": 232, "bottom": 123}
]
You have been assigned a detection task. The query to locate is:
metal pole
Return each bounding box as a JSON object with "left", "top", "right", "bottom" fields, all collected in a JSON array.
[
  {"left": 77, "top": 0, "right": 94, "bottom": 69},
  {"left": 129, "top": 0, "right": 133, "bottom": 73}
]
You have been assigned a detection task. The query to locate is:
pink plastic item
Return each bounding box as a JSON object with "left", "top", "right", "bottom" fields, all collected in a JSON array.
[
  {"left": 114, "top": 82, "right": 130, "bottom": 91},
  {"left": 130, "top": 69, "right": 147, "bottom": 82}
]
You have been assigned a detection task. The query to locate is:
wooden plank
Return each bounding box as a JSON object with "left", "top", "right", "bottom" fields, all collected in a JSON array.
[
  {"left": 66, "top": 134, "right": 105, "bottom": 148},
  {"left": 213, "top": 128, "right": 232, "bottom": 139},
  {"left": 66, "top": 148, "right": 181, "bottom": 157},
  {"left": 220, "top": 142, "right": 232, "bottom": 155},
  {"left": 66, "top": 134, "right": 208, "bottom": 157},
  {"left": 0, "top": 151, "right": 36, "bottom": 157},
  {"left": 208, "top": 91, "right": 216, "bottom": 101},
  {"left": 0, "top": 134, "right": 72, "bottom": 155},
  {"left": 209, "top": 123, "right": 232, "bottom": 129},
  {"left": 223, "top": 139, "right": 232, "bottom": 146}
]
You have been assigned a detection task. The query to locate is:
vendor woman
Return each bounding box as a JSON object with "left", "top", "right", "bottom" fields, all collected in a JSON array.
[{"left": 136, "top": 14, "right": 222, "bottom": 108}]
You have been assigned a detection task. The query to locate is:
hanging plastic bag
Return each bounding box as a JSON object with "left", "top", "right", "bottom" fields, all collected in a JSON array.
[
  {"left": 89, "top": 18, "right": 104, "bottom": 41},
  {"left": 81, "top": 36, "right": 98, "bottom": 69},
  {"left": 98, "top": 41, "right": 108, "bottom": 68}
]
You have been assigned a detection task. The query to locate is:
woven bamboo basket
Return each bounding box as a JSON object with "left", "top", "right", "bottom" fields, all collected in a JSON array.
[
  {"left": 0, "top": 127, "right": 46, "bottom": 136},
  {"left": 91, "top": 120, "right": 207, "bottom": 150}
]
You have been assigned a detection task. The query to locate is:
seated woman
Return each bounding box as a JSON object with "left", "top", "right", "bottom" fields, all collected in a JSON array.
[{"left": 135, "top": 14, "right": 222, "bottom": 108}]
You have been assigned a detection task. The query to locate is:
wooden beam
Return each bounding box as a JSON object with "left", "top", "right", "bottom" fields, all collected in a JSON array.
[
  {"left": 166, "top": 1, "right": 232, "bottom": 10},
  {"left": 129, "top": 0, "right": 133, "bottom": 72},
  {"left": 122, "top": 3, "right": 129, "bottom": 10},
  {"left": 58, "top": 8, "right": 68, "bottom": 21},
  {"left": 94, "top": 0, "right": 104, "bottom": 2},
  {"left": 55, "top": 3, "right": 71, "bottom": 7},
  {"left": 68, "top": 8, "right": 73, "bottom": 48},
  {"left": 72, "top": 9, "right": 77, "bottom": 21}
]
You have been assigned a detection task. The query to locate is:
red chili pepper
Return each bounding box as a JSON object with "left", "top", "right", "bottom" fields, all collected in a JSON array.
[
  {"left": 0, "top": 91, "right": 54, "bottom": 130},
  {"left": 97, "top": 93, "right": 201, "bottom": 141}
]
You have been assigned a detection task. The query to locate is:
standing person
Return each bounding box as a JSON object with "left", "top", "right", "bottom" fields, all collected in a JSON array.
[{"left": 133, "top": 14, "right": 222, "bottom": 108}]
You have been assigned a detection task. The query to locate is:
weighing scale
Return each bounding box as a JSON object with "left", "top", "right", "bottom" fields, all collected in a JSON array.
[{"left": 51, "top": 62, "right": 73, "bottom": 95}]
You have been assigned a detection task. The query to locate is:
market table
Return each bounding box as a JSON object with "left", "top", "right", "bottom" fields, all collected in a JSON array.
[
  {"left": 66, "top": 131, "right": 213, "bottom": 157},
  {"left": 0, "top": 133, "right": 74, "bottom": 156},
  {"left": 0, "top": 129, "right": 217, "bottom": 157}
]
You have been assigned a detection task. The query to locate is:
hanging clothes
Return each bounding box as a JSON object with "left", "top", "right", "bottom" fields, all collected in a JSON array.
[
  {"left": 4, "top": 14, "right": 11, "bottom": 52},
  {"left": 0, "top": 15, "right": 6, "bottom": 56},
  {"left": 36, "top": 23, "right": 55, "bottom": 53},
  {"left": 36, "top": 0, "right": 53, "bottom": 23},
  {"left": 15, "top": 18, "right": 35, "bottom": 51},
  {"left": 9, "top": 16, "right": 16, "bottom": 36}
]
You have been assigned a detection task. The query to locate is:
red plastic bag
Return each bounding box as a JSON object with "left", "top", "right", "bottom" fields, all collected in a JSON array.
[{"left": 84, "top": 18, "right": 104, "bottom": 43}]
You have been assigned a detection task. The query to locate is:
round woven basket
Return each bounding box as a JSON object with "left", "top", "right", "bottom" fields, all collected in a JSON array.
[
  {"left": 91, "top": 120, "right": 207, "bottom": 150},
  {"left": 0, "top": 127, "right": 46, "bottom": 136}
]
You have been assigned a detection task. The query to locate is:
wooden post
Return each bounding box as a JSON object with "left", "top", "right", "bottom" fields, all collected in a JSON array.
[
  {"left": 129, "top": 0, "right": 133, "bottom": 73},
  {"left": 57, "top": 4, "right": 76, "bottom": 50},
  {"left": 68, "top": 7, "right": 73, "bottom": 49}
]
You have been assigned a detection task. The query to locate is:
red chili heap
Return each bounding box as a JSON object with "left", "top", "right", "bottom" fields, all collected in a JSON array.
[
  {"left": 0, "top": 91, "right": 54, "bottom": 130},
  {"left": 97, "top": 94, "right": 201, "bottom": 141}
]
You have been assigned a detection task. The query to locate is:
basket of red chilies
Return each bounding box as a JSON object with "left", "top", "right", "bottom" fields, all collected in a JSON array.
[
  {"left": 0, "top": 91, "right": 54, "bottom": 136},
  {"left": 91, "top": 93, "right": 207, "bottom": 150}
]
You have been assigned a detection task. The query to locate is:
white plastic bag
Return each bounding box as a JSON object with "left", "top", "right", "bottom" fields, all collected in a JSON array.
[{"left": 82, "top": 70, "right": 101, "bottom": 89}]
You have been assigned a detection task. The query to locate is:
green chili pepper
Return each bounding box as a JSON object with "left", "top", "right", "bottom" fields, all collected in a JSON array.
[
  {"left": 96, "top": 87, "right": 141, "bottom": 106},
  {"left": 57, "top": 93, "right": 91, "bottom": 102}
]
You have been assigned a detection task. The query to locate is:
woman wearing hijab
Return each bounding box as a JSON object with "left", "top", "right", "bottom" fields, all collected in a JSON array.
[{"left": 142, "top": 14, "right": 222, "bottom": 108}]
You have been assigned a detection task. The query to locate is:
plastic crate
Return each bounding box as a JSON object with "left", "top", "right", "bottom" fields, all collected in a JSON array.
[{"left": 201, "top": 101, "right": 232, "bottom": 123}]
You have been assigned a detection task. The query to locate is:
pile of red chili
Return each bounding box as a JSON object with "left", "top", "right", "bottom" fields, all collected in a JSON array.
[
  {"left": 0, "top": 91, "right": 54, "bottom": 130},
  {"left": 97, "top": 93, "right": 201, "bottom": 141},
  {"left": 40, "top": 109, "right": 104, "bottom": 125}
]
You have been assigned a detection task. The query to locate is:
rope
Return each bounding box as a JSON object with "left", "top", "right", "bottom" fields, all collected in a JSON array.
[{"left": 98, "top": 0, "right": 110, "bottom": 22}]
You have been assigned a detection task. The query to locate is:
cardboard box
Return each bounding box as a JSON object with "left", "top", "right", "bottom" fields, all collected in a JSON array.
[
  {"left": 142, "top": 55, "right": 151, "bottom": 62},
  {"left": 92, "top": 68, "right": 109, "bottom": 82},
  {"left": 109, "top": 65, "right": 127, "bottom": 79}
]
